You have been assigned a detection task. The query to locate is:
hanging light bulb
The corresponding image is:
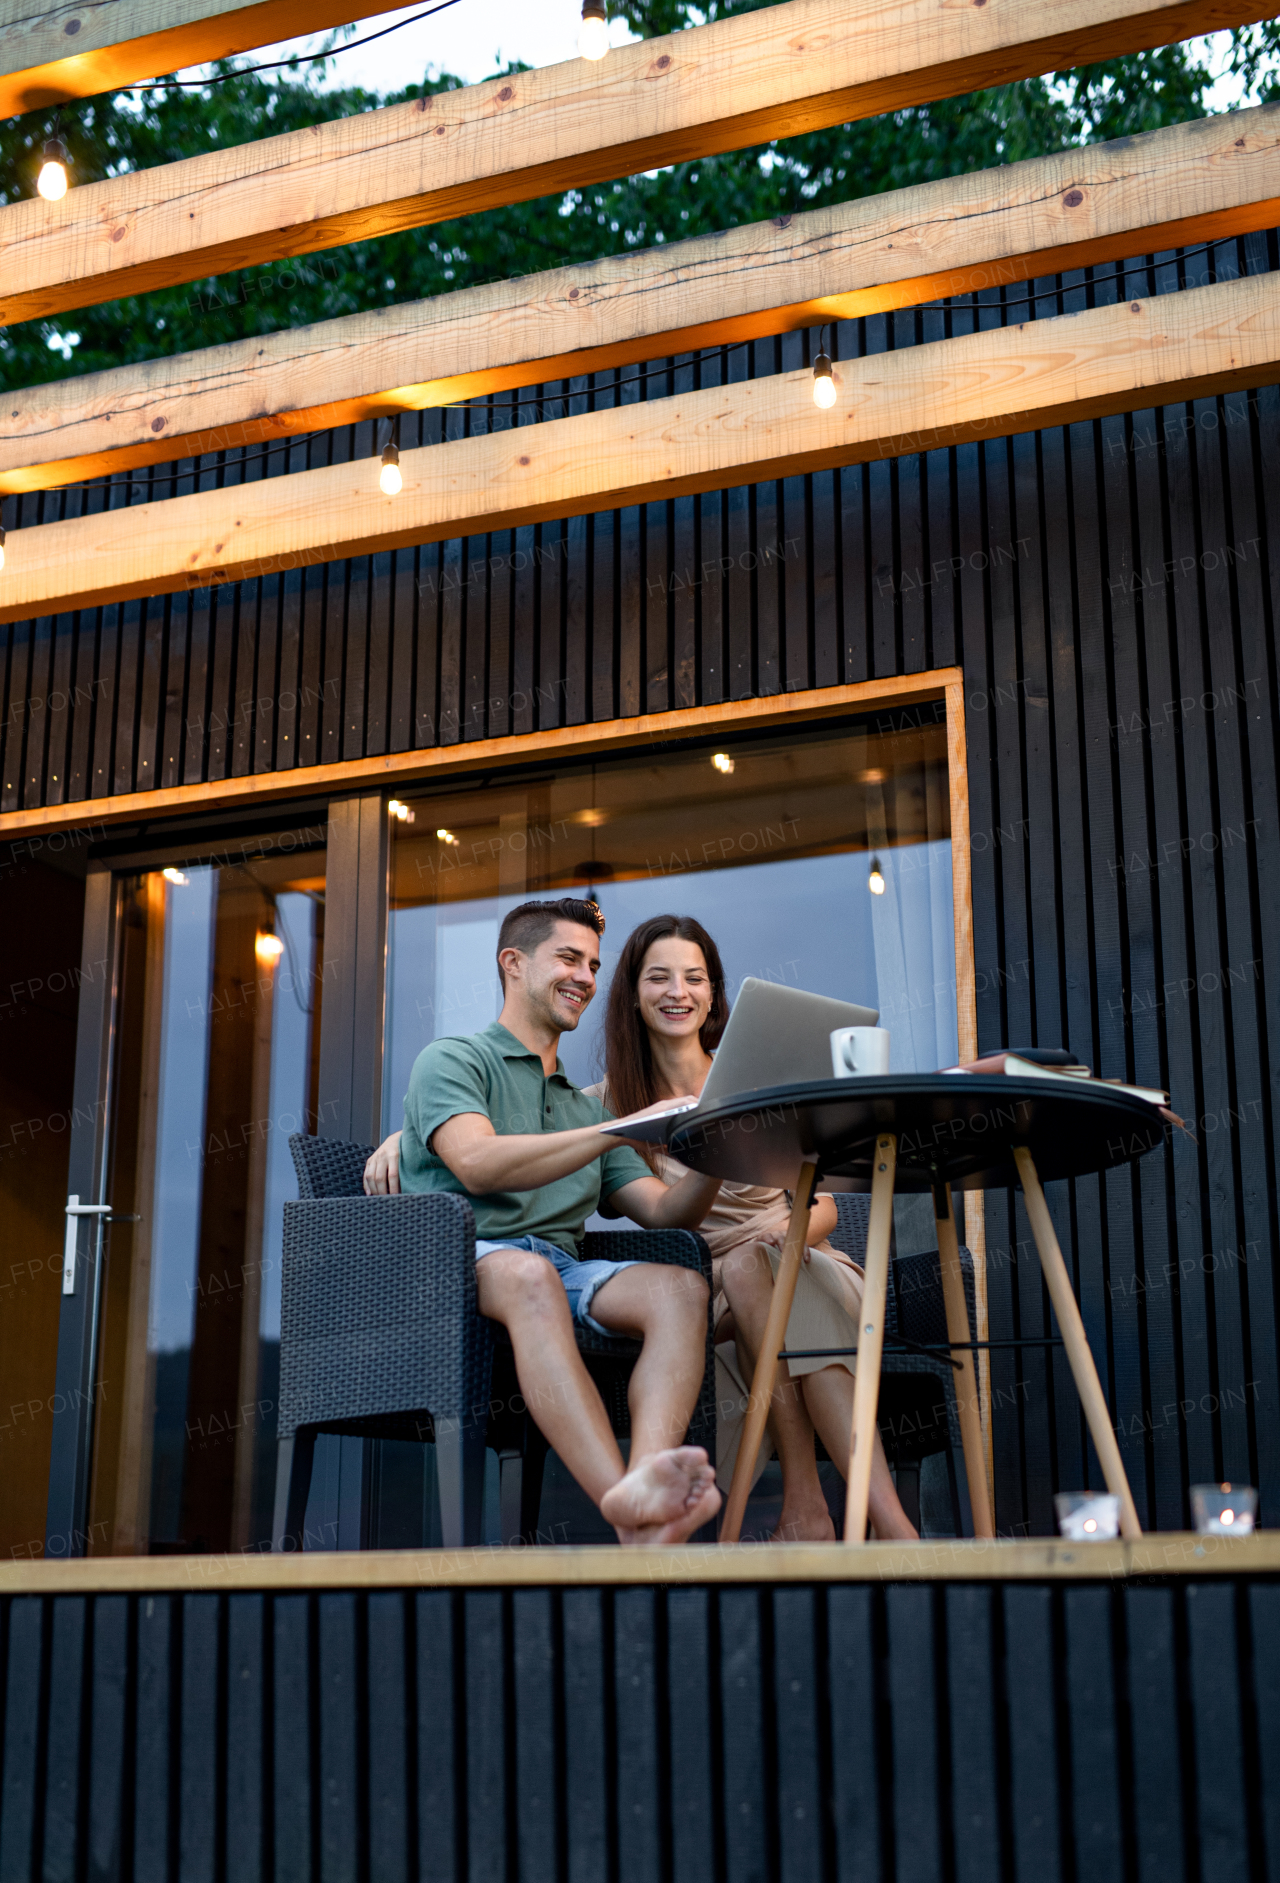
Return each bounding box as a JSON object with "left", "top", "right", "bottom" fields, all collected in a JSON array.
[
  {"left": 37, "top": 136, "right": 69, "bottom": 201},
  {"left": 379, "top": 440, "right": 402, "bottom": 496},
  {"left": 812, "top": 351, "right": 837, "bottom": 410},
  {"left": 868, "top": 855, "right": 886, "bottom": 896},
  {"left": 579, "top": 0, "right": 609, "bottom": 59},
  {"left": 0, "top": 526, "right": 6, "bottom": 574},
  {"left": 162, "top": 866, "right": 189, "bottom": 886},
  {"left": 255, "top": 929, "right": 285, "bottom": 968}
]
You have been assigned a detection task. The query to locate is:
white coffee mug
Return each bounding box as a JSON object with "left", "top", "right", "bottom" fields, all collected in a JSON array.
[{"left": 830, "top": 1026, "right": 891, "bottom": 1077}]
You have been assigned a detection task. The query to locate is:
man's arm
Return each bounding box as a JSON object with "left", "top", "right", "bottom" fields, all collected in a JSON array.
[
  {"left": 364, "top": 1099, "right": 693, "bottom": 1197},
  {"left": 432, "top": 1099, "right": 695, "bottom": 1195},
  {"left": 607, "top": 1169, "right": 721, "bottom": 1231}
]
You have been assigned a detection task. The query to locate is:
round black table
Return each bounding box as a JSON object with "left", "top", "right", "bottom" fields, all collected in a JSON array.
[{"left": 662, "top": 1075, "right": 1167, "bottom": 1543}]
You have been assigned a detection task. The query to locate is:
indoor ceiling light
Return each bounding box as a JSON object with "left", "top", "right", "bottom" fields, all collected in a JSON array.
[
  {"left": 37, "top": 136, "right": 69, "bottom": 201},
  {"left": 579, "top": 0, "right": 609, "bottom": 59},
  {"left": 868, "top": 855, "right": 886, "bottom": 895},
  {"left": 812, "top": 351, "right": 837, "bottom": 409}
]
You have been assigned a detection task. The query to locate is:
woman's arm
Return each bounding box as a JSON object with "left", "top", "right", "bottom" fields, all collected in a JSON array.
[
  {"left": 753, "top": 1190, "right": 840, "bottom": 1252},
  {"left": 364, "top": 1132, "right": 402, "bottom": 1194}
]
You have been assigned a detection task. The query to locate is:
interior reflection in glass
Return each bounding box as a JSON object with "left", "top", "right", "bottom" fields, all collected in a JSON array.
[{"left": 384, "top": 708, "right": 957, "bottom": 1129}]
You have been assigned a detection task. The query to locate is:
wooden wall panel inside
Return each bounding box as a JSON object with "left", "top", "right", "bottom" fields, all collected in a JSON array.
[
  {"left": 3, "top": 236, "right": 1280, "bottom": 1538},
  {"left": 0, "top": 1577, "right": 1276, "bottom": 1881}
]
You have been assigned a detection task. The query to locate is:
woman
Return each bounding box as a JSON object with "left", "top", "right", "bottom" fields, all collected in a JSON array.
[{"left": 594, "top": 913, "right": 918, "bottom": 1543}]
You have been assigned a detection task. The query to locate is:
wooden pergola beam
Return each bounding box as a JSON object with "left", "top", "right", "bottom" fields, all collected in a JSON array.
[
  {"left": 6, "top": 105, "right": 1280, "bottom": 495},
  {"left": 1, "top": 0, "right": 1270, "bottom": 329},
  {"left": 1, "top": 270, "right": 1275, "bottom": 624},
  {"left": 0, "top": 0, "right": 408, "bottom": 122}
]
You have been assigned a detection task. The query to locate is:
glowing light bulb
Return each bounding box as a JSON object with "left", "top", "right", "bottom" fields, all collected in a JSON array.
[
  {"left": 579, "top": 0, "right": 609, "bottom": 59},
  {"left": 1083, "top": 1518, "right": 1097, "bottom": 1533},
  {"left": 711, "top": 753, "right": 735, "bottom": 775},
  {"left": 388, "top": 799, "right": 414, "bottom": 823},
  {"left": 379, "top": 442, "right": 402, "bottom": 495},
  {"left": 255, "top": 931, "right": 284, "bottom": 967},
  {"left": 1222, "top": 1508, "right": 1235, "bottom": 1525},
  {"left": 37, "top": 138, "right": 69, "bottom": 201},
  {"left": 868, "top": 856, "right": 886, "bottom": 896},
  {"left": 162, "top": 867, "right": 189, "bottom": 886},
  {"left": 436, "top": 827, "right": 459, "bottom": 845},
  {"left": 812, "top": 351, "right": 837, "bottom": 409}
]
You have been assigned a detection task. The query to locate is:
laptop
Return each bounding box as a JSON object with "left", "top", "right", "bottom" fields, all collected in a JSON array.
[{"left": 599, "top": 977, "right": 879, "bottom": 1143}]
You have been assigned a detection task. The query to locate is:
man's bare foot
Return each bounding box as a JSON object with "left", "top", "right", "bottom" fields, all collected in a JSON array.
[
  {"left": 769, "top": 1503, "right": 837, "bottom": 1543},
  {"left": 601, "top": 1447, "right": 722, "bottom": 1546}
]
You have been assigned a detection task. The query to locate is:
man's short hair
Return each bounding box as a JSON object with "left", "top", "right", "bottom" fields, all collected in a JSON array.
[{"left": 496, "top": 897, "right": 605, "bottom": 989}]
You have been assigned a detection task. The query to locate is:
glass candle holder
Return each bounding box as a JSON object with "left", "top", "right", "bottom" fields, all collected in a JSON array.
[
  {"left": 1190, "top": 1483, "right": 1258, "bottom": 1536},
  {"left": 1054, "top": 1492, "right": 1121, "bottom": 1540}
]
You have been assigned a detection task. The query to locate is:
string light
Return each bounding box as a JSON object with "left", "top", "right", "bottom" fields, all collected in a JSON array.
[
  {"left": 579, "top": 0, "right": 609, "bottom": 59},
  {"left": 436, "top": 827, "right": 459, "bottom": 845},
  {"left": 162, "top": 866, "right": 189, "bottom": 885},
  {"left": 379, "top": 415, "right": 403, "bottom": 495},
  {"left": 711, "top": 752, "right": 735, "bottom": 775},
  {"left": 388, "top": 799, "right": 415, "bottom": 822},
  {"left": 255, "top": 930, "right": 285, "bottom": 967},
  {"left": 812, "top": 350, "right": 836, "bottom": 409},
  {"left": 868, "top": 855, "right": 886, "bottom": 896},
  {"left": 37, "top": 135, "right": 69, "bottom": 201}
]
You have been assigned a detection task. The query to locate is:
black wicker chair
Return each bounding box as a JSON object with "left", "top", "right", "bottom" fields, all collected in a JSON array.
[
  {"left": 273, "top": 1135, "right": 716, "bottom": 1550},
  {"left": 829, "top": 1194, "right": 978, "bottom": 1535}
]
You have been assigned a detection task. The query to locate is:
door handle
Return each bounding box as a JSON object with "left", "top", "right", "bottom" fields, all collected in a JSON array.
[{"left": 61, "top": 1196, "right": 141, "bottom": 1296}]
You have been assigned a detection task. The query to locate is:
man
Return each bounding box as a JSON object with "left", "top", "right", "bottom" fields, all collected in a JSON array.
[{"left": 364, "top": 896, "right": 722, "bottom": 1546}]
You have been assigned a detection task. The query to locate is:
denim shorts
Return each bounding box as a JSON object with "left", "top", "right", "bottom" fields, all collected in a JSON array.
[{"left": 472, "top": 1233, "right": 641, "bottom": 1337}]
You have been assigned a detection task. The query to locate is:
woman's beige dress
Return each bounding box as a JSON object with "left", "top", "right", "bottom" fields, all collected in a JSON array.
[{"left": 655, "top": 1152, "right": 866, "bottom": 1492}]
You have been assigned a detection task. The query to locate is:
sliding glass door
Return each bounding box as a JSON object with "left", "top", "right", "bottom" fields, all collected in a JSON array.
[{"left": 62, "top": 832, "right": 326, "bottom": 1555}]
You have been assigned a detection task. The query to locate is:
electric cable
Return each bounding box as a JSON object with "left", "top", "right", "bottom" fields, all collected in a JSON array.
[
  {"left": 12, "top": 238, "right": 1267, "bottom": 510},
  {"left": 127, "top": 0, "right": 468, "bottom": 91}
]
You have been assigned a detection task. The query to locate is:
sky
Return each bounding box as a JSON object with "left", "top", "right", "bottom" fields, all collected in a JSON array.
[
  {"left": 181, "top": 0, "right": 642, "bottom": 96},
  {"left": 166, "top": 5, "right": 1248, "bottom": 107}
]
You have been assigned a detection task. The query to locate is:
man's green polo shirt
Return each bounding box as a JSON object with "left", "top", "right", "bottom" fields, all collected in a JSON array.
[{"left": 399, "top": 1019, "right": 652, "bottom": 1253}]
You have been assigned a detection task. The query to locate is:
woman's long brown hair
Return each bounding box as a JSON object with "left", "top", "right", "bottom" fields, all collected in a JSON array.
[{"left": 602, "top": 916, "right": 730, "bottom": 1151}]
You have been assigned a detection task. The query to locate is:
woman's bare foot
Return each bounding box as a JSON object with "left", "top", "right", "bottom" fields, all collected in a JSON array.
[
  {"left": 769, "top": 1501, "right": 838, "bottom": 1543},
  {"left": 601, "top": 1446, "right": 722, "bottom": 1545}
]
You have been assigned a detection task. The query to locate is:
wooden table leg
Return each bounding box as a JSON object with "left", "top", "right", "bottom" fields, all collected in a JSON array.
[
  {"left": 933, "top": 1181, "right": 995, "bottom": 1539},
  {"left": 719, "top": 1159, "right": 817, "bottom": 1544},
  {"left": 1013, "top": 1146, "right": 1143, "bottom": 1539},
  {"left": 844, "top": 1135, "right": 896, "bottom": 1543}
]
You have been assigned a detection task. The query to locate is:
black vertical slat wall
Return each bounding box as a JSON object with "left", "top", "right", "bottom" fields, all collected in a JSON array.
[
  {"left": 4, "top": 236, "right": 1280, "bottom": 1535},
  {"left": 2, "top": 1576, "right": 1280, "bottom": 1883}
]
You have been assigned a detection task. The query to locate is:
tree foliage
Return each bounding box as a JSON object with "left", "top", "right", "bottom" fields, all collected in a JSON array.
[{"left": 0, "top": 2, "right": 1263, "bottom": 392}]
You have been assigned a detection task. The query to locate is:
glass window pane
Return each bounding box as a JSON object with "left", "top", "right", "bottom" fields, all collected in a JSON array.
[{"left": 383, "top": 708, "right": 957, "bottom": 1129}]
